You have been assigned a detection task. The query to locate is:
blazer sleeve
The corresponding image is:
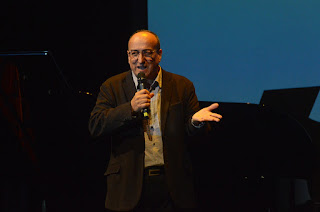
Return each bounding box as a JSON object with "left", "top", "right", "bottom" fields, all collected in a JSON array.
[
  {"left": 88, "top": 80, "right": 140, "bottom": 139},
  {"left": 183, "top": 79, "right": 206, "bottom": 136}
]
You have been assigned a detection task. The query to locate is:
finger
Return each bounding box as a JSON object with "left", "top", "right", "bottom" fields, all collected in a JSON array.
[
  {"left": 210, "top": 116, "right": 221, "bottom": 122},
  {"left": 137, "top": 89, "right": 150, "bottom": 95},
  {"left": 210, "top": 112, "right": 222, "bottom": 119},
  {"left": 204, "top": 115, "right": 221, "bottom": 122},
  {"left": 136, "top": 94, "right": 152, "bottom": 101},
  {"left": 140, "top": 98, "right": 151, "bottom": 104},
  {"left": 199, "top": 113, "right": 222, "bottom": 122},
  {"left": 206, "top": 103, "right": 219, "bottom": 111}
]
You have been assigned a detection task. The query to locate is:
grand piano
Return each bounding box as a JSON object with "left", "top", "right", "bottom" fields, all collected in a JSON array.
[{"left": 194, "top": 87, "right": 319, "bottom": 211}]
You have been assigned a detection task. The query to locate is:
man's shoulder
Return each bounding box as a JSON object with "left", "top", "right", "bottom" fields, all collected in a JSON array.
[
  {"left": 103, "top": 70, "right": 131, "bottom": 85},
  {"left": 162, "top": 69, "right": 193, "bottom": 84}
]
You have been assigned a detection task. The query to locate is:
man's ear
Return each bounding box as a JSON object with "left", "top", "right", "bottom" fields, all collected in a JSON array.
[
  {"left": 127, "top": 50, "right": 131, "bottom": 63},
  {"left": 157, "top": 49, "right": 163, "bottom": 62}
]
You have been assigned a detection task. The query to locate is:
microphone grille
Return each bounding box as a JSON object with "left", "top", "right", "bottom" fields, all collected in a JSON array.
[{"left": 137, "top": 72, "right": 145, "bottom": 79}]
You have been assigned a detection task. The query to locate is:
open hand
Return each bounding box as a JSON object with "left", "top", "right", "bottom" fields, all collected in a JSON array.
[{"left": 192, "top": 103, "right": 222, "bottom": 123}]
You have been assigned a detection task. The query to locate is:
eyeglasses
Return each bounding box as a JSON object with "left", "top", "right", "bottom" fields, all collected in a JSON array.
[{"left": 128, "top": 49, "right": 157, "bottom": 61}]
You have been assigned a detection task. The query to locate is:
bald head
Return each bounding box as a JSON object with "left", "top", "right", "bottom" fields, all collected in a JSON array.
[{"left": 128, "top": 30, "right": 160, "bottom": 50}]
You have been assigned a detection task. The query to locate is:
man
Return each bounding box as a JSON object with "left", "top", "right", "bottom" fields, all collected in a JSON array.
[{"left": 89, "top": 30, "right": 222, "bottom": 211}]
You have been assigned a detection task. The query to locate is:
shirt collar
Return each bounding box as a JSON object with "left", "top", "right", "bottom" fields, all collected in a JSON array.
[{"left": 131, "top": 66, "right": 162, "bottom": 90}]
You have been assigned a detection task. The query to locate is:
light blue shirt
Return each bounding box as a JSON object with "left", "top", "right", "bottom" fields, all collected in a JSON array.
[{"left": 132, "top": 67, "right": 164, "bottom": 167}]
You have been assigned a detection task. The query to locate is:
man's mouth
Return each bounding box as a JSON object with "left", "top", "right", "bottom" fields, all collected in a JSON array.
[{"left": 137, "top": 66, "right": 147, "bottom": 70}]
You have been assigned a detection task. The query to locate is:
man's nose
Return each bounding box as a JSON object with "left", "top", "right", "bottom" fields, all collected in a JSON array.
[{"left": 137, "top": 52, "right": 145, "bottom": 63}]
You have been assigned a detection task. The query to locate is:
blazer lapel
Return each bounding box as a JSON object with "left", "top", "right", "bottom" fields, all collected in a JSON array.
[
  {"left": 122, "top": 71, "right": 136, "bottom": 102},
  {"left": 161, "top": 70, "right": 173, "bottom": 134}
]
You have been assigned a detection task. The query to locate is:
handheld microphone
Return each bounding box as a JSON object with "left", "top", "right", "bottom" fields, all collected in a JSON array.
[{"left": 137, "top": 72, "right": 149, "bottom": 119}]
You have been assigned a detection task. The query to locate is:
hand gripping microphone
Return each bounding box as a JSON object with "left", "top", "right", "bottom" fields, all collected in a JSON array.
[{"left": 137, "top": 72, "right": 149, "bottom": 119}]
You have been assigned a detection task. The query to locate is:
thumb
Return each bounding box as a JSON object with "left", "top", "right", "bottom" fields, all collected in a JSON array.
[{"left": 206, "top": 103, "right": 219, "bottom": 111}]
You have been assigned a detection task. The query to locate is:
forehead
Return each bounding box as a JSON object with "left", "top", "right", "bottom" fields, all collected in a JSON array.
[{"left": 128, "top": 32, "right": 158, "bottom": 50}]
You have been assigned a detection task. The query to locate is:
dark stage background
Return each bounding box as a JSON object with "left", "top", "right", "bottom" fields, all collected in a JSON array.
[
  {"left": 1, "top": 1, "right": 147, "bottom": 212},
  {"left": 1, "top": 0, "right": 147, "bottom": 92},
  {"left": 1, "top": 1, "right": 319, "bottom": 212}
]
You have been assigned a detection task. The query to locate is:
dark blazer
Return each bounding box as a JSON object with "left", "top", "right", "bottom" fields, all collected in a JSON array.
[{"left": 89, "top": 69, "right": 201, "bottom": 211}]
